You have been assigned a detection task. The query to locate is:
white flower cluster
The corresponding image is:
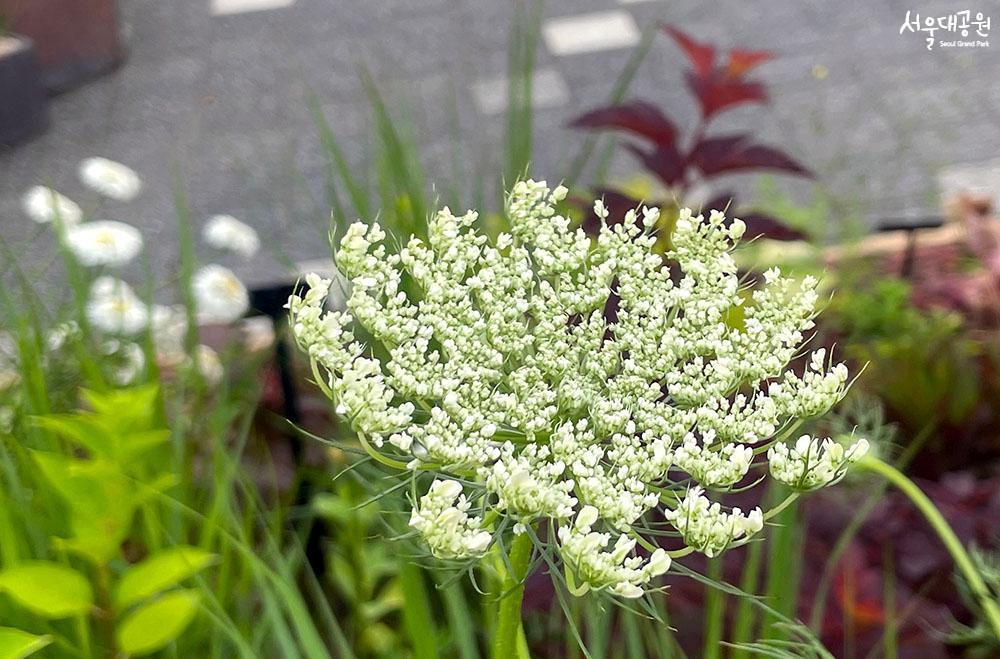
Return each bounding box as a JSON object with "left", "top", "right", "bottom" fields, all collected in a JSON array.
[
  {"left": 664, "top": 487, "right": 764, "bottom": 558},
  {"left": 559, "top": 506, "right": 671, "bottom": 598},
  {"left": 768, "top": 435, "right": 870, "bottom": 491},
  {"left": 409, "top": 479, "right": 492, "bottom": 559},
  {"left": 289, "top": 179, "right": 862, "bottom": 597},
  {"left": 672, "top": 431, "right": 754, "bottom": 488}
]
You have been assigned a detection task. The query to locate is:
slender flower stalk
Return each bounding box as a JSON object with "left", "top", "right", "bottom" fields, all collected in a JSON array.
[{"left": 857, "top": 455, "right": 1000, "bottom": 641}]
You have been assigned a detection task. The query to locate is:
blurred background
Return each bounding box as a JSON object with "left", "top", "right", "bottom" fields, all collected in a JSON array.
[
  {"left": 2, "top": 0, "right": 997, "bottom": 284},
  {"left": 2, "top": 2, "right": 1000, "bottom": 658}
]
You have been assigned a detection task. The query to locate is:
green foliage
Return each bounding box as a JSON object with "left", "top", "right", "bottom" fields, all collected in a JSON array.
[
  {"left": 831, "top": 278, "right": 980, "bottom": 428},
  {"left": 0, "top": 627, "right": 51, "bottom": 659},
  {"left": 945, "top": 548, "right": 1000, "bottom": 656},
  {"left": 114, "top": 546, "right": 216, "bottom": 609},
  {"left": 0, "top": 561, "right": 92, "bottom": 618},
  {"left": 116, "top": 590, "right": 201, "bottom": 655}
]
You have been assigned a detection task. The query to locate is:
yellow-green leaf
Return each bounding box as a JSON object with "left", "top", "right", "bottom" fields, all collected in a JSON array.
[
  {"left": 0, "top": 627, "right": 52, "bottom": 659},
  {"left": 0, "top": 562, "right": 93, "bottom": 618},
  {"left": 114, "top": 547, "right": 216, "bottom": 609},
  {"left": 116, "top": 590, "right": 200, "bottom": 656}
]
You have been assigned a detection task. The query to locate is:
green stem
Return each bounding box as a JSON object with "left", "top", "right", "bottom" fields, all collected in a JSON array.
[
  {"left": 702, "top": 558, "right": 725, "bottom": 659},
  {"left": 858, "top": 455, "right": 1000, "bottom": 641},
  {"left": 492, "top": 533, "right": 533, "bottom": 659}
]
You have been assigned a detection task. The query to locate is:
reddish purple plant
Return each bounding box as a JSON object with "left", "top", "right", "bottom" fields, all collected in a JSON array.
[{"left": 570, "top": 25, "right": 812, "bottom": 241}]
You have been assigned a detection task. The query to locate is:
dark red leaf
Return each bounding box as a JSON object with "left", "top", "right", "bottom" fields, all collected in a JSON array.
[
  {"left": 738, "top": 211, "right": 807, "bottom": 241},
  {"left": 662, "top": 24, "right": 715, "bottom": 76},
  {"left": 726, "top": 48, "right": 774, "bottom": 78},
  {"left": 626, "top": 143, "right": 686, "bottom": 188},
  {"left": 685, "top": 71, "right": 768, "bottom": 119},
  {"left": 568, "top": 100, "right": 678, "bottom": 146},
  {"left": 688, "top": 134, "right": 751, "bottom": 171},
  {"left": 691, "top": 137, "right": 812, "bottom": 178}
]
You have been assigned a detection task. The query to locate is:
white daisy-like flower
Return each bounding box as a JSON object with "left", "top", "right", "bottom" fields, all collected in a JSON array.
[
  {"left": 151, "top": 304, "right": 188, "bottom": 355},
  {"left": 194, "top": 344, "right": 224, "bottom": 384},
  {"left": 65, "top": 220, "right": 143, "bottom": 267},
  {"left": 0, "top": 333, "right": 18, "bottom": 392},
  {"left": 193, "top": 264, "right": 250, "bottom": 323},
  {"left": 22, "top": 186, "right": 83, "bottom": 225},
  {"left": 86, "top": 277, "right": 149, "bottom": 335},
  {"left": 102, "top": 340, "right": 146, "bottom": 385},
  {"left": 203, "top": 215, "right": 260, "bottom": 258},
  {"left": 46, "top": 321, "right": 80, "bottom": 352},
  {"left": 78, "top": 157, "right": 142, "bottom": 201}
]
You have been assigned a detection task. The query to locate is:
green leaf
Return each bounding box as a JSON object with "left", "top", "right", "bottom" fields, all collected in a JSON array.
[
  {"left": 32, "top": 414, "right": 114, "bottom": 457},
  {"left": 0, "top": 561, "right": 93, "bottom": 618},
  {"left": 116, "top": 590, "right": 200, "bottom": 655},
  {"left": 0, "top": 628, "right": 52, "bottom": 659},
  {"left": 114, "top": 547, "right": 216, "bottom": 609},
  {"left": 81, "top": 384, "right": 160, "bottom": 434},
  {"left": 31, "top": 451, "right": 136, "bottom": 563}
]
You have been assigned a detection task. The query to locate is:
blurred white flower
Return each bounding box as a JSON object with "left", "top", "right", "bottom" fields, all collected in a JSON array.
[
  {"left": 0, "top": 332, "right": 18, "bottom": 392},
  {"left": 103, "top": 340, "right": 146, "bottom": 385},
  {"left": 0, "top": 406, "right": 13, "bottom": 433},
  {"left": 22, "top": 186, "right": 83, "bottom": 225},
  {"left": 195, "top": 344, "right": 224, "bottom": 384},
  {"left": 46, "top": 321, "right": 80, "bottom": 352},
  {"left": 203, "top": 215, "right": 259, "bottom": 258},
  {"left": 86, "top": 277, "right": 149, "bottom": 335},
  {"left": 78, "top": 157, "right": 142, "bottom": 201},
  {"left": 66, "top": 220, "right": 143, "bottom": 267},
  {"left": 193, "top": 264, "right": 249, "bottom": 323},
  {"left": 151, "top": 304, "right": 188, "bottom": 354}
]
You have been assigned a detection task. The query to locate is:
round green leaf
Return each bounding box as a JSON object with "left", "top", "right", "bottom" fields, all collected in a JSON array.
[
  {"left": 0, "top": 627, "right": 52, "bottom": 659},
  {"left": 114, "top": 546, "right": 216, "bottom": 609},
  {"left": 116, "top": 590, "right": 200, "bottom": 656},
  {"left": 0, "top": 562, "right": 93, "bottom": 618}
]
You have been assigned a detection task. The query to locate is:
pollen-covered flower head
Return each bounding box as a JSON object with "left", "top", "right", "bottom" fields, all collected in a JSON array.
[
  {"left": 79, "top": 157, "right": 142, "bottom": 202},
  {"left": 203, "top": 214, "right": 260, "bottom": 258},
  {"left": 193, "top": 264, "right": 249, "bottom": 324},
  {"left": 22, "top": 186, "right": 83, "bottom": 225},
  {"left": 288, "top": 179, "right": 861, "bottom": 598},
  {"left": 65, "top": 220, "right": 144, "bottom": 267}
]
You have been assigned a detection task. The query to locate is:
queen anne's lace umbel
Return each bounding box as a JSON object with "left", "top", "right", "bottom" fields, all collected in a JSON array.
[{"left": 288, "top": 179, "right": 865, "bottom": 598}]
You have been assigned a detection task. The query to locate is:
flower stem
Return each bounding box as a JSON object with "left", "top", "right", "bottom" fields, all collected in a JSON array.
[
  {"left": 858, "top": 455, "right": 1000, "bottom": 640},
  {"left": 492, "top": 532, "right": 533, "bottom": 659}
]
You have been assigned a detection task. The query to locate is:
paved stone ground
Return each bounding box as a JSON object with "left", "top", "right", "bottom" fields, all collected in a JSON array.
[{"left": 1, "top": 0, "right": 998, "bottom": 291}]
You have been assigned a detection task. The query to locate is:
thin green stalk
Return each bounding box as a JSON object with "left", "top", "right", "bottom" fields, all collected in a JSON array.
[
  {"left": 857, "top": 455, "right": 1000, "bottom": 640},
  {"left": 620, "top": 609, "right": 644, "bottom": 659},
  {"left": 585, "top": 599, "right": 610, "bottom": 659},
  {"left": 398, "top": 559, "right": 439, "bottom": 659},
  {"left": 440, "top": 579, "right": 479, "bottom": 659},
  {"left": 729, "top": 539, "right": 763, "bottom": 658},
  {"left": 809, "top": 423, "right": 935, "bottom": 631},
  {"left": 761, "top": 484, "right": 801, "bottom": 640},
  {"left": 492, "top": 532, "right": 533, "bottom": 659},
  {"left": 703, "top": 558, "right": 725, "bottom": 659}
]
